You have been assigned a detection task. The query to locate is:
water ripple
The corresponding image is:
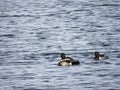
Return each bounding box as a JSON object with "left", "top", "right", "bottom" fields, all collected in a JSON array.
[{"left": 0, "top": 34, "right": 15, "bottom": 38}]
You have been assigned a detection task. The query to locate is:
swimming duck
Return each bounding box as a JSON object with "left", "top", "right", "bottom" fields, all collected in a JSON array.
[
  {"left": 58, "top": 53, "right": 80, "bottom": 66},
  {"left": 94, "top": 51, "right": 108, "bottom": 60}
]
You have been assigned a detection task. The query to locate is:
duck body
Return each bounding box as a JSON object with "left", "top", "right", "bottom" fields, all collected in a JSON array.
[
  {"left": 94, "top": 51, "right": 108, "bottom": 60},
  {"left": 58, "top": 53, "right": 80, "bottom": 66},
  {"left": 58, "top": 59, "right": 72, "bottom": 66}
]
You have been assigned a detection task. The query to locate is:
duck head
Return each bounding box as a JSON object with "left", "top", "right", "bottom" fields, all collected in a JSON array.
[
  {"left": 60, "top": 53, "right": 66, "bottom": 59},
  {"left": 94, "top": 51, "right": 100, "bottom": 58}
]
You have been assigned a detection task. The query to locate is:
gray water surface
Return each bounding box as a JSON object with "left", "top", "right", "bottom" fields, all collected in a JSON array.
[{"left": 0, "top": 0, "right": 120, "bottom": 90}]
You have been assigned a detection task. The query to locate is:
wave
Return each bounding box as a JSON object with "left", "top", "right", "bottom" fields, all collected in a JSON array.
[{"left": 0, "top": 14, "right": 38, "bottom": 18}]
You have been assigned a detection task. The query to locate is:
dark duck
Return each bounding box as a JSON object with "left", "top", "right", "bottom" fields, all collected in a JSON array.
[
  {"left": 94, "top": 51, "right": 108, "bottom": 60},
  {"left": 58, "top": 53, "right": 80, "bottom": 66}
]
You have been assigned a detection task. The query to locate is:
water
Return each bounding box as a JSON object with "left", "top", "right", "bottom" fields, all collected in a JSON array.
[{"left": 0, "top": 0, "right": 120, "bottom": 90}]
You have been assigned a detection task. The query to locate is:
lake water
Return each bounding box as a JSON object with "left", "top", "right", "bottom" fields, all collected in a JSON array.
[{"left": 0, "top": 0, "right": 120, "bottom": 90}]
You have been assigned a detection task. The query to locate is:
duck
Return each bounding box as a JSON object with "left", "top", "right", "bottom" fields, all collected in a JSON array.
[
  {"left": 94, "top": 51, "right": 108, "bottom": 60},
  {"left": 58, "top": 53, "right": 80, "bottom": 66}
]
